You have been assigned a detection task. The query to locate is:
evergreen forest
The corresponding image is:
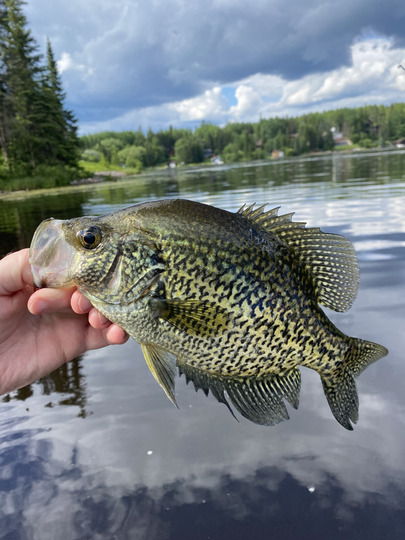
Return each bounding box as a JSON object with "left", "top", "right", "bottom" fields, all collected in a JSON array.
[
  {"left": 0, "top": 0, "right": 80, "bottom": 188},
  {"left": 80, "top": 103, "right": 405, "bottom": 173}
]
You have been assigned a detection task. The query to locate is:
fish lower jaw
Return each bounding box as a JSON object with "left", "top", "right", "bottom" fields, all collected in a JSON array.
[
  {"left": 31, "top": 264, "right": 73, "bottom": 288},
  {"left": 31, "top": 265, "right": 45, "bottom": 288}
]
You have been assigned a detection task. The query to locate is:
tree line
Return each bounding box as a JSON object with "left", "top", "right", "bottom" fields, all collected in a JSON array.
[
  {"left": 81, "top": 103, "right": 405, "bottom": 170},
  {"left": 0, "top": 0, "right": 79, "bottom": 183}
]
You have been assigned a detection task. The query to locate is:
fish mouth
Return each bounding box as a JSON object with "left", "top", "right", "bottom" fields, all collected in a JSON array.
[{"left": 29, "top": 218, "right": 76, "bottom": 288}]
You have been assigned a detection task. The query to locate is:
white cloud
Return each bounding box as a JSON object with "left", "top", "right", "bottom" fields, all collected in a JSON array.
[
  {"left": 392, "top": 65, "right": 405, "bottom": 91},
  {"left": 78, "top": 34, "right": 405, "bottom": 132},
  {"left": 169, "top": 86, "right": 228, "bottom": 122},
  {"left": 80, "top": 88, "right": 228, "bottom": 134},
  {"left": 229, "top": 85, "right": 263, "bottom": 121},
  {"left": 57, "top": 52, "right": 72, "bottom": 74},
  {"left": 234, "top": 73, "right": 285, "bottom": 99},
  {"left": 57, "top": 52, "right": 87, "bottom": 75},
  {"left": 236, "top": 36, "right": 405, "bottom": 119},
  {"left": 79, "top": 35, "right": 405, "bottom": 134},
  {"left": 282, "top": 38, "right": 404, "bottom": 106}
]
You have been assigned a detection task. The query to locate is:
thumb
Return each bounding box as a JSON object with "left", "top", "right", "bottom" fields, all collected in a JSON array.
[{"left": 0, "top": 249, "right": 33, "bottom": 295}]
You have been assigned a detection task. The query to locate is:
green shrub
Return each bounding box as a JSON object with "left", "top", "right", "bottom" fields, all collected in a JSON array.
[{"left": 81, "top": 149, "right": 102, "bottom": 162}]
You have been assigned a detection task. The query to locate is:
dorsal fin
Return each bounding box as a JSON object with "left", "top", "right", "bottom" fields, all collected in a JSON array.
[
  {"left": 238, "top": 202, "right": 306, "bottom": 230},
  {"left": 238, "top": 203, "right": 359, "bottom": 312}
]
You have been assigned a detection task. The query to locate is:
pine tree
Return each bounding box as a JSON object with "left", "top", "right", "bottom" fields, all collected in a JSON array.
[
  {"left": 0, "top": 0, "right": 11, "bottom": 166},
  {"left": 0, "top": 0, "right": 79, "bottom": 175},
  {"left": 0, "top": 0, "right": 13, "bottom": 167},
  {"left": 40, "top": 38, "right": 79, "bottom": 167},
  {"left": 0, "top": 0, "right": 45, "bottom": 171}
]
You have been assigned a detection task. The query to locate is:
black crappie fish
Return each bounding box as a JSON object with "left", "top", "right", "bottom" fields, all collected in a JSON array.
[{"left": 29, "top": 199, "right": 388, "bottom": 429}]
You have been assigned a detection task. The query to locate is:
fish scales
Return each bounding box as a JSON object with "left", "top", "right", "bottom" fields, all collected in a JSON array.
[
  {"left": 160, "top": 232, "right": 339, "bottom": 377},
  {"left": 29, "top": 199, "right": 388, "bottom": 429}
]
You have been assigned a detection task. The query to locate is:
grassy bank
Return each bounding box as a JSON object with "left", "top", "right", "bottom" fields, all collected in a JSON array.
[
  {"left": 0, "top": 164, "right": 84, "bottom": 192},
  {"left": 0, "top": 161, "right": 143, "bottom": 192},
  {"left": 78, "top": 160, "right": 141, "bottom": 176}
]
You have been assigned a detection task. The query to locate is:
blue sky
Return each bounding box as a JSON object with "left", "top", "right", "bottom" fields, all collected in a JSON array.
[{"left": 25, "top": 0, "right": 405, "bottom": 134}]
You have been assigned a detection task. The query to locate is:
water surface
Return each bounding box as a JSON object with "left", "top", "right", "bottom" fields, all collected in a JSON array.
[{"left": 1, "top": 151, "right": 405, "bottom": 539}]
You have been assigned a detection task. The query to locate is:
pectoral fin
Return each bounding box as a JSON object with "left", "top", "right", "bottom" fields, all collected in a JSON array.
[{"left": 150, "top": 298, "right": 229, "bottom": 338}]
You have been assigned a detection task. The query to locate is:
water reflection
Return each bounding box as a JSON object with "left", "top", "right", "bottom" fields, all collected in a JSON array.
[
  {"left": 2, "top": 149, "right": 405, "bottom": 257},
  {"left": 0, "top": 151, "right": 404, "bottom": 539},
  {"left": 1, "top": 404, "right": 405, "bottom": 540},
  {"left": 2, "top": 358, "right": 89, "bottom": 419}
]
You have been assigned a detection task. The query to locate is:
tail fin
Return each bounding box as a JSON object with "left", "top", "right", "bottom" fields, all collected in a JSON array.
[{"left": 321, "top": 339, "right": 388, "bottom": 430}]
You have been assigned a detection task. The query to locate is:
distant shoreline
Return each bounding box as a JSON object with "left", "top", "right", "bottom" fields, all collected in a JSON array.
[{"left": 1, "top": 146, "right": 404, "bottom": 201}]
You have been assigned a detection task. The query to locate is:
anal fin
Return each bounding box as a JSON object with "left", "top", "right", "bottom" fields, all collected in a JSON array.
[
  {"left": 141, "top": 343, "right": 178, "bottom": 406},
  {"left": 179, "top": 364, "right": 301, "bottom": 426}
]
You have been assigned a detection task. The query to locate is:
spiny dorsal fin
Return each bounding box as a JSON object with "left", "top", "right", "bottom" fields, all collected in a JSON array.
[
  {"left": 237, "top": 203, "right": 359, "bottom": 312},
  {"left": 178, "top": 363, "right": 301, "bottom": 426},
  {"left": 141, "top": 343, "right": 178, "bottom": 406},
  {"left": 238, "top": 202, "right": 306, "bottom": 230}
]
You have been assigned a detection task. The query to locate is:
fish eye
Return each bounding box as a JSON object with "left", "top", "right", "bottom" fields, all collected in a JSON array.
[{"left": 77, "top": 226, "right": 103, "bottom": 250}]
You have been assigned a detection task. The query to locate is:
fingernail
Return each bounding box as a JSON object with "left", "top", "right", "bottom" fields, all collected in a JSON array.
[
  {"left": 117, "top": 327, "right": 126, "bottom": 340},
  {"left": 78, "top": 295, "right": 92, "bottom": 312},
  {"left": 95, "top": 310, "right": 109, "bottom": 327},
  {"left": 34, "top": 299, "right": 48, "bottom": 314}
]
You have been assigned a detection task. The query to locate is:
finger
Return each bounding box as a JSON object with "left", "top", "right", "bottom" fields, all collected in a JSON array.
[
  {"left": 106, "top": 324, "right": 129, "bottom": 345},
  {"left": 0, "top": 249, "right": 33, "bottom": 295},
  {"left": 88, "top": 308, "right": 111, "bottom": 329},
  {"left": 83, "top": 323, "right": 129, "bottom": 351},
  {"left": 86, "top": 306, "right": 129, "bottom": 342},
  {"left": 28, "top": 287, "right": 76, "bottom": 314},
  {"left": 71, "top": 290, "right": 93, "bottom": 314}
]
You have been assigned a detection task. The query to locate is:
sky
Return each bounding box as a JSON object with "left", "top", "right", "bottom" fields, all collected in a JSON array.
[{"left": 24, "top": 0, "right": 405, "bottom": 134}]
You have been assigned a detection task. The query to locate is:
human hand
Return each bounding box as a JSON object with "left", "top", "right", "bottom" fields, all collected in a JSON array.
[{"left": 0, "top": 249, "right": 128, "bottom": 396}]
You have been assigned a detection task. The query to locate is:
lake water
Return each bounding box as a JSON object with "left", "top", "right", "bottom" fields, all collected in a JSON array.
[{"left": 0, "top": 151, "right": 405, "bottom": 539}]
